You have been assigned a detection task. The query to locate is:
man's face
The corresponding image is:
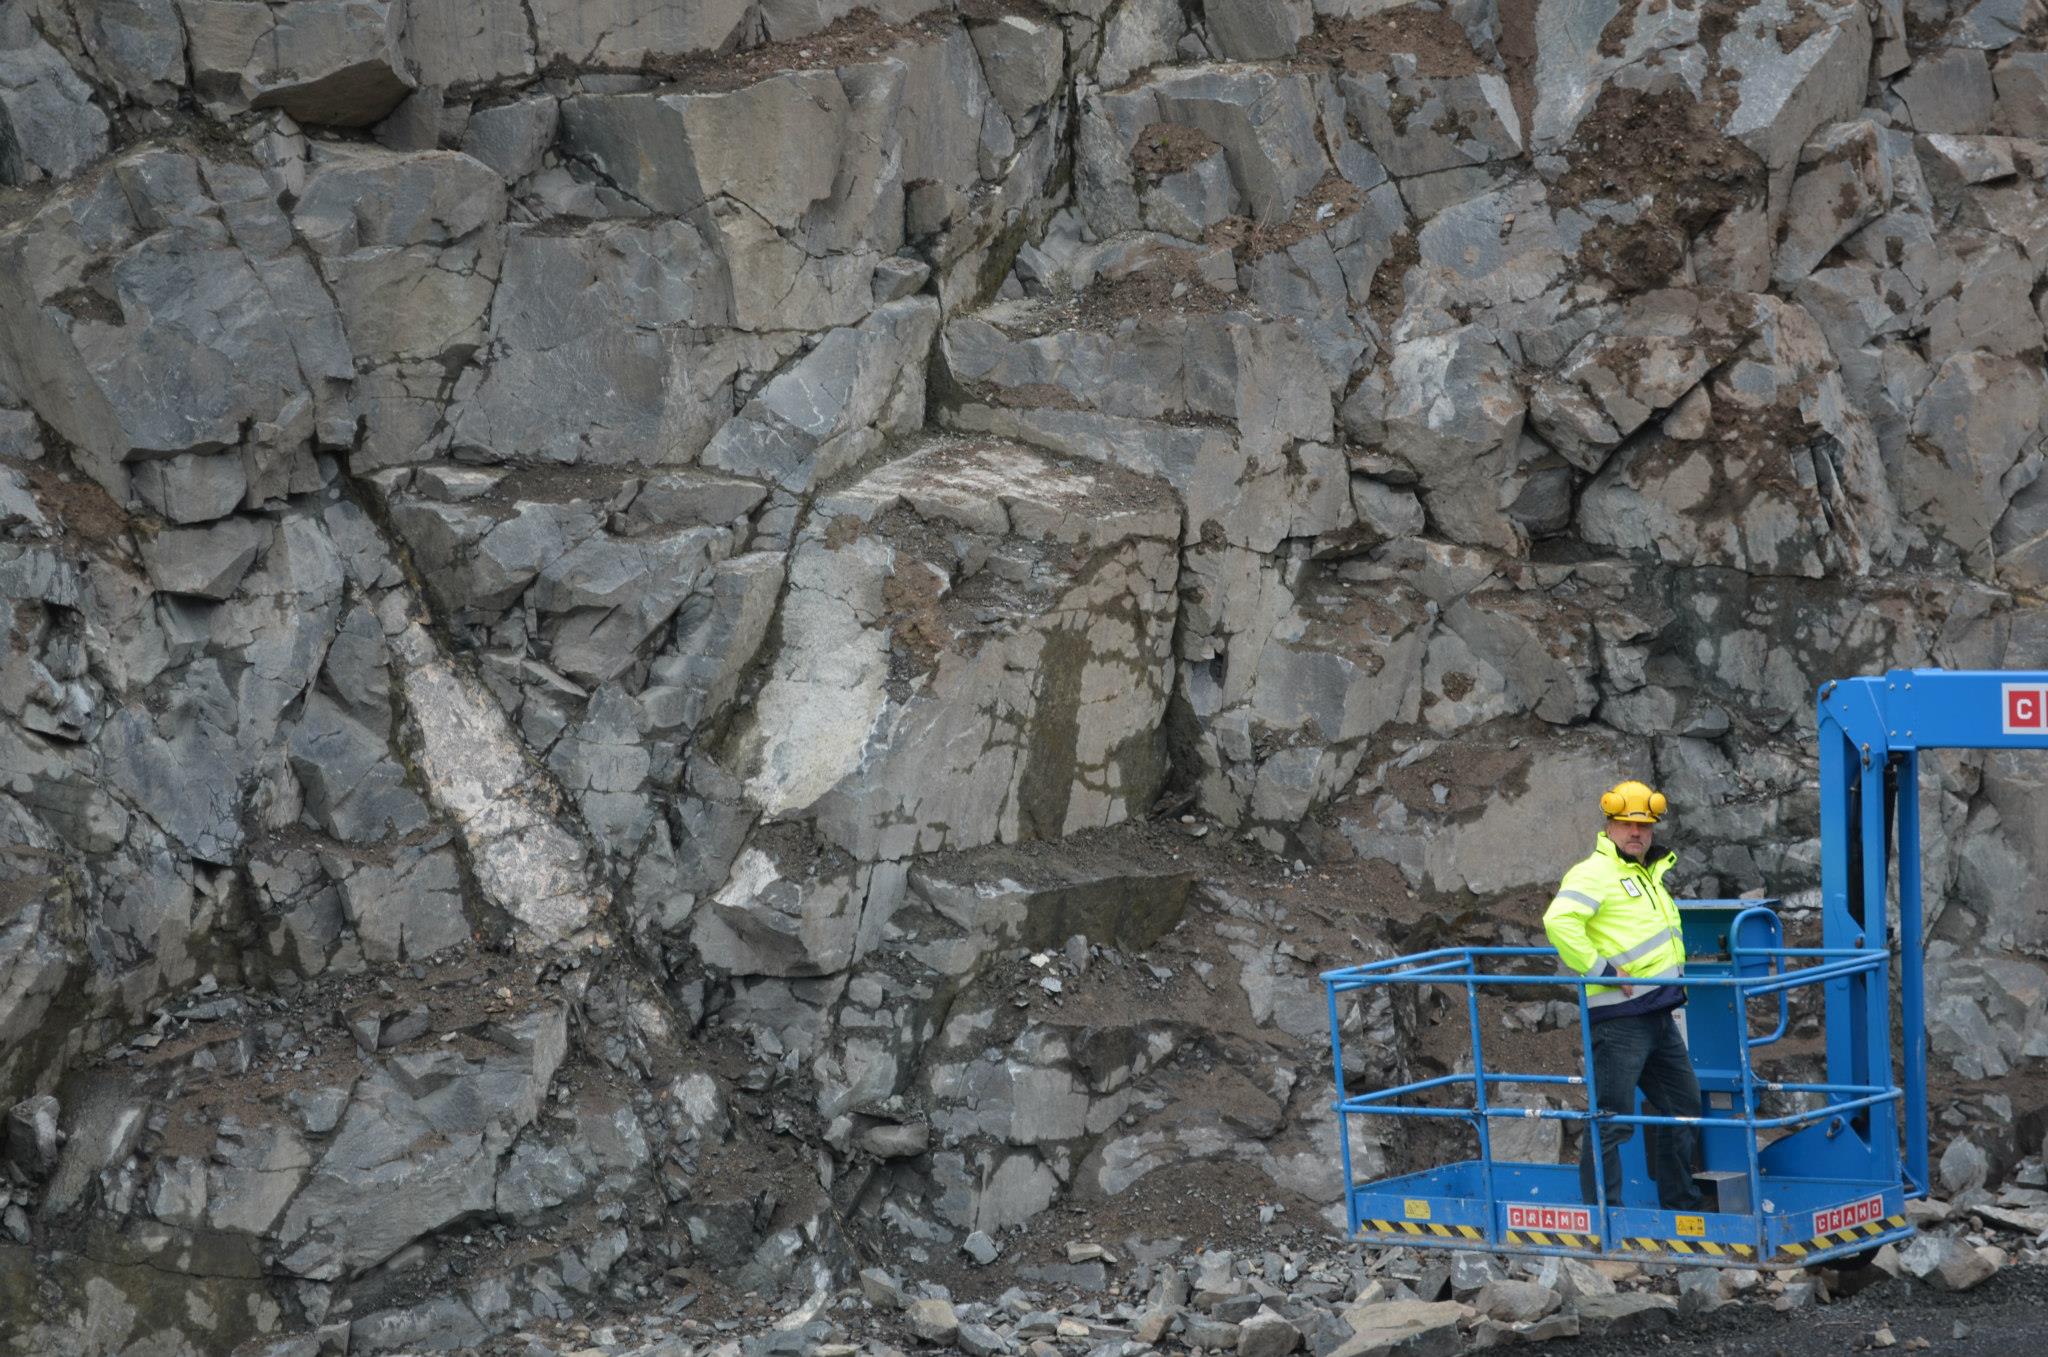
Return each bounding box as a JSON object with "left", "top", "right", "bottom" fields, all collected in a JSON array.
[{"left": 1606, "top": 818, "right": 1654, "bottom": 861}]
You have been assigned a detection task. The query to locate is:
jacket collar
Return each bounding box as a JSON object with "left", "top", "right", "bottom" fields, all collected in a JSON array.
[{"left": 1596, "top": 832, "right": 1677, "bottom": 875}]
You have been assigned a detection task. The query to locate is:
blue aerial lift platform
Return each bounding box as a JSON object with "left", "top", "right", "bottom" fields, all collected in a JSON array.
[{"left": 1323, "top": 670, "right": 2044, "bottom": 1268}]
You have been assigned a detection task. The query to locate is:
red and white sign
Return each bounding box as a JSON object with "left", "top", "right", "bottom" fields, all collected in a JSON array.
[
  {"left": 2004, "top": 683, "right": 2047, "bottom": 733},
  {"left": 1813, "top": 1194, "right": 1885, "bottom": 1237},
  {"left": 1507, "top": 1204, "right": 1592, "bottom": 1234}
]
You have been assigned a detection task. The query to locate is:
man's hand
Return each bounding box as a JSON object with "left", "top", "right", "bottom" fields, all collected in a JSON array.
[{"left": 1615, "top": 964, "right": 1636, "bottom": 998}]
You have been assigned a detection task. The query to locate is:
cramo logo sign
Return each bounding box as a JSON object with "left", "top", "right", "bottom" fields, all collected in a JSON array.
[
  {"left": 1507, "top": 1204, "right": 1591, "bottom": 1233},
  {"left": 1814, "top": 1195, "right": 1885, "bottom": 1236}
]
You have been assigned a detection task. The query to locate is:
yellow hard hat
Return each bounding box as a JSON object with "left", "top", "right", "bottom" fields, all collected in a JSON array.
[{"left": 1600, "top": 779, "right": 1667, "bottom": 823}]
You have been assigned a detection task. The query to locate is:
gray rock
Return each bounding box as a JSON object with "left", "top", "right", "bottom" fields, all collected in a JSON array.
[
  {"left": 1572, "top": 1294, "right": 1676, "bottom": 1337},
  {"left": 1446, "top": 1251, "right": 1502, "bottom": 1296},
  {"left": 1939, "top": 1136, "right": 1992, "bottom": 1195},
  {"left": 1237, "top": 1308, "right": 1301, "bottom": 1357},
  {"left": 1772, "top": 119, "right": 1892, "bottom": 285},
  {"left": 874, "top": 255, "right": 934, "bottom": 302},
  {"left": 962, "top": 1228, "right": 1001, "bottom": 1265},
  {"left": 1205, "top": 0, "right": 1312, "bottom": 60},
  {"left": 0, "top": 38, "right": 110, "bottom": 185},
  {"left": 1675, "top": 1266, "right": 1727, "bottom": 1315},
  {"left": 276, "top": 1008, "right": 565, "bottom": 1278},
  {"left": 1340, "top": 65, "right": 1521, "bottom": 183},
  {"left": 1898, "top": 1233, "right": 1998, "bottom": 1291},
  {"left": 4, "top": 1094, "right": 60, "bottom": 1179},
  {"left": 42, "top": 1072, "right": 145, "bottom": 1214},
  {"left": 50, "top": 0, "right": 189, "bottom": 108},
  {"left": 1328, "top": 1299, "right": 1468, "bottom": 1357},
  {"left": 459, "top": 97, "right": 558, "bottom": 182},
  {"left": 207, "top": 1120, "right": 311, "bottom": 1236},
  {"left": 958, "top": 1322, "right": 1009, "bottom": 1357},
  {"left": 858, "top": 1121, "right": 932, "bottom": 1159},
  {"left": 971, "top": 15, "right": 1064, "bottom": 122},
  {"left": 1186, "top": 1315, "right": 1243, "bottom": 1349},
  {"left": 138, "top": 518, "right": 269, "bottom": 598},
  {"left": 401, "top": 0, "right": 538, "bottom": 87},
  {"left": 1098, "top": 0, "right": 1187, "bottom": 88},
  {"left": 1148, "top": 67, "right": 1330, "bottom": 224},
  {"left": 290, "top": 694, "right": 431, "bottom": 844},
  {"left": 388, "top": 616, "right": 608, "bottom": 944},
  {"left": 129, "top": 453, "right": 250, "bottom": 525},
  {"left": 533, "top": 0, "right": 752, "bottom": 67},
  {"left": 0, "top": 149, "right": 355, "bottom": 497},
  {"left": 1381, "top": 326, "right": 1526, "bottom": 551},
  {"left": 1900, "top": 351, "right": 2046, "bottom": 562},
  {"left": 1720, "top": 1, "right": 1872, "bottom": 174},
  {"left": 905, "top": 1297, "right": 960, "bottom": 1344},
  {"left": 730, "top": 440, "right": 1180, "bottom": 861},
  {"left": 1470, "top": 1279, "right": 1558, "bottom": 1322},
  {"left": 701, "top": 298, "right": 940, "bottom": 492},
  {"left": 1532, "top": 1254, "right": 1616, "bottom": 1301},
  {"left": 1993, "top": 52, "right": 2048, "bottom": 133},
  {"left": 182, "top": 0, "right": 414, "bottom": 126},
  {"left": 1893, "top": 47, "right": 1996, "bottom": 133},
  {"left": 447, "top": 220, "right": 736, "bottom": 465},
  {"left": 860, "top": 1265, "right": 909, "bottom": 1309}
]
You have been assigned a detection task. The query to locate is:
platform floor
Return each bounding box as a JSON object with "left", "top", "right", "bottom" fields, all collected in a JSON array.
[{"left": 1346, "top": 1161, "right": 1912, "bottom": 1267}]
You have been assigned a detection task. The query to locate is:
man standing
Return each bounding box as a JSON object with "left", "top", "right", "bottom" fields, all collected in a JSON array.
[{"left": 1543, "top": 780, "right": 1704, "bottom": 1211}]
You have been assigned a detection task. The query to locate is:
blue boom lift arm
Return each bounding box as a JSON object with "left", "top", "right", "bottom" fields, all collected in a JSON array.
[{"left": 1816, "top": 669, "right": 2048, "bottom": 1201}]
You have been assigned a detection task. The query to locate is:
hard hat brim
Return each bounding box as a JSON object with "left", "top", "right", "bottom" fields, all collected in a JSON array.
[{"left": 1609, "top": 811, "right": 1659, "bottom": 824}]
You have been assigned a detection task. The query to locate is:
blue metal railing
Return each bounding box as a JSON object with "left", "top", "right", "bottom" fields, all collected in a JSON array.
[{"left": 1323, "top": 942, "right": 1901, "bottom": 1255}]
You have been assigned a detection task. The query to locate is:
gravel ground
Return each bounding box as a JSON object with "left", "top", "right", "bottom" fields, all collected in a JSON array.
[{"left": 1567, "top": 1266, "right": 2048, "bottom": 1357}]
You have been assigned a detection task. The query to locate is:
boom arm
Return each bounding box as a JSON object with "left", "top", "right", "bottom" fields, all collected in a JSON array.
[{"left": 1817, "top": 670, "right": 2048, "bottom": 1198}]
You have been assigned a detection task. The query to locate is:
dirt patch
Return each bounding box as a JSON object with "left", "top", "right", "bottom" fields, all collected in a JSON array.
[
  {"left": 1130, "top": 122, "right": 1221, "bottom": 183},
  {"left": 1775, "top": 3, "right": 1828, "bottom": 54},
  {"left": 14, "top": 455, "right": 138, "bottom": 551},
  {"left": 1075, "top": 252, "right": 1240, "bottom": 327},
  {"left": 1206, "top": 175, "right": 1368, "bottom": 261},
  {"left": 1551, "top": 86, "right": 1765, "bottom": 293},
  {"left": 1299, "top": 11, "right": 1487, "bottom": 79},
  {"left": 1366, "top": 228, "right": 1421, "bottom": 336},
  {"left": 639, "top": 8, "right": 949, "bottom": 91},
  {"left": 1597, "top": 1, "right": 1639, "bottom": 58},
  {"left": 881, "top": 551, "right": 955, "bottom": 676}
]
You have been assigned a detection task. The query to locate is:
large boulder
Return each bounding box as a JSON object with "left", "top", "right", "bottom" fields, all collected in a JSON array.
[
  {"left": 181, "top": 0, "right": 414, "bottom": 126},
  {"left": 0, "top": 150, "right": 354, "bottom": 505},
  {"left": 726, "top": 439, "right": 1181, "bottom": 862},
  {"left": 0, "top": 37, "right": 109, "bottom": 185}
]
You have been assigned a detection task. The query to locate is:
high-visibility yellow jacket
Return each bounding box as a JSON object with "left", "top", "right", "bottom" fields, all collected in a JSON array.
[{"left": 1544, "top": 833, "right": 1686, "bottom": 1017}]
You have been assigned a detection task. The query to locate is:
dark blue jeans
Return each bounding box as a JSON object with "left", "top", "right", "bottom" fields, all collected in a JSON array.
[{"left": 1580, "top": 1009, "right": 1704, "bottom": 1210}]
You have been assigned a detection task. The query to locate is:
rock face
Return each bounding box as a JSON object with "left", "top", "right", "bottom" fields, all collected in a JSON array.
[{"left": 3, "top": 2, "right": 2048, "bottom": 1353}]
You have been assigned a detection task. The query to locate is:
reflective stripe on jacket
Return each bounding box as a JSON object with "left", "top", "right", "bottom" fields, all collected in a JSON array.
[{"left": 1543, "top": 833, "right": 1684, "bottom": 1011}]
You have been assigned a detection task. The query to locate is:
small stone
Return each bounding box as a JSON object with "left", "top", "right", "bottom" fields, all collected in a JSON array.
[
  {"left": 1235, "top": 1309, "right": 1300, "bottom": 1357},
  {"left": 1898, "top": 1233, "right": 1998, "bottom": 1292},
  {"left": 958, "top": 1322, "right": 1008, "bottom": 1357},
  {"left": 963, "top": 1231, "right": 1001, "bottom": 1266},
  {"left": 1447, "top": 1251, "right": 1503, "bottom": 1296},
  {"left": 1872, "top": 1327, "right": 1896, "bottom": 1348},
  {"left": 1066, "top": 1242, "right": 1112, "bottom": 1264},
  {"left": 905, "top": 1298, "right": 960, "bottom": 1345},
  {"left": 1471, "top": 1279, "right": 1559, "bottom": 1323},
  {"left": 860, "top": 1266, "right": 908, "bottom": 1310}
]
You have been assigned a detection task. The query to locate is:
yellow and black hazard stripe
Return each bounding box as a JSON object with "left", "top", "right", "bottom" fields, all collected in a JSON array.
[
  {"left": 1503, "top": 1231, "right": 1601, "bottom": 1249},
  {"left": 1776, "top": 1214, "right": 1905, "bottom": 1261},
  {"left": 1621, "top": 1236, "right": 1756, "bottom": 1259},
  {"left": 1361, "top": 1219, "right": 1485, "bottom": 1241}
]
